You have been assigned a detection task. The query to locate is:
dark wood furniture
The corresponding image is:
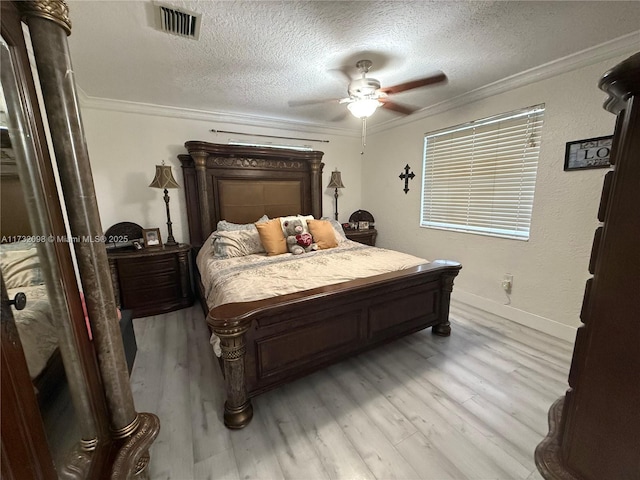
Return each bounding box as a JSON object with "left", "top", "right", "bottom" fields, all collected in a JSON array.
[
  {"left": 180, "top": 141, "right": 461, "bottom": 429},
  {"left": 108, "top": 244, "right": 193, "bottom": 318},
  {"left": 345, "top": 227, "right": 378, "bottom": 246},
  {"left": 1, "top": 2, "right": 158, "bottom": 477},
  {"left": 535, "top": 52, "right": 640, "bottom": 479}
]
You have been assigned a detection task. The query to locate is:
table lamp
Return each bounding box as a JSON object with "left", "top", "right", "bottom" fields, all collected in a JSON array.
[
  {"left": 149, "top": 162, "right": 180, "bottom": 246},
  {"left": 327, "top": 169, "right": 345, "bottom": 221}
]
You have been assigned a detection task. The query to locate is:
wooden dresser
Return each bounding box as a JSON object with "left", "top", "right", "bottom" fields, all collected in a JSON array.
[
  {"left": 108, "top": 244, "right": 193, "bottom": 318},
  {"left": 535, "top": 52, "right": 640, "bottom": 479}
]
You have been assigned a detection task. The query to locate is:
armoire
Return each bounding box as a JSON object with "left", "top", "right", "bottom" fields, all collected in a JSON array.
[
  {"left": 1, "top": 1, "right": 159, "bottom": 478},
  {"left": 535, "top": 53, "right": 640, "bottom": 479}
]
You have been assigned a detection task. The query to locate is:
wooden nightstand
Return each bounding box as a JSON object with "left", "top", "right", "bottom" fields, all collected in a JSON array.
[
  {"left": 344, "top": 228, "right": 377, "bottom": 246},
  {"left": 107, "top": 243, "right": 193, "bottom": 318}
]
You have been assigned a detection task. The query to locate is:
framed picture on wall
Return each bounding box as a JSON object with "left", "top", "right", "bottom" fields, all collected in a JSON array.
[{"left": 564, "top": 135, "right": 613, "bottom": 171}]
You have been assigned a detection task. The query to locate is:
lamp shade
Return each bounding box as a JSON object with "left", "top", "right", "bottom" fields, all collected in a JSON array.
[
  {"left": 149, "top": 164, "right": 180, "bottom": 189},
  {"left": 347, "top": 99, "right": 381, "bottom": 119},
  {"left": 327, "top": 170, "right": 345, "bottom": 189}
]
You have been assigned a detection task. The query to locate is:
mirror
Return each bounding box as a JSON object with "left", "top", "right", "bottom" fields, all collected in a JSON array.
[{"left": 1, "top": 34, "right": 83, "bottom": 475}]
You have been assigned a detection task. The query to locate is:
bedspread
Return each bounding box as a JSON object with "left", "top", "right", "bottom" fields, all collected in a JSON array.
[{"left": 197, "top": 239, "right": 428, "bottom": 310}]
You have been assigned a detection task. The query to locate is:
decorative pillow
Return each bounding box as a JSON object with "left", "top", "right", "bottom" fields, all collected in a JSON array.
[
  {"left": 0, "top": 242, "right": 44, "bottom": 289},
  {"left": 307, "top": 219, "right": 339, "bottom": 250},
  {"left": 255, "top": 218, "right": 288, "bottom": 256},
  {"left": 279, "top": 215, "right": 313, "bottom": 235},
  {"left": 321, "top": 217, "right": 347, "bottom": 243},
  {"left": 217, "top": 215, "right": 269, "bottom": 232},
  {"left": 212, "top": 229, "right": 266, "bottom": 258}
]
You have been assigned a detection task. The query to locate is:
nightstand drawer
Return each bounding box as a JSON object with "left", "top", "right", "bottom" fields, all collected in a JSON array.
[
  {"left": 117, "top": 255, "right": 177, "bottom": 277},
  {"left": 121, "top": 281, "right": 180, "bottom": 310}
]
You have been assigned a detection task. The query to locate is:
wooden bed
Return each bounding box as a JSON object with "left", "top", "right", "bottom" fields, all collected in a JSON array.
[{"left": 179, "top": 141, "right": 462, "bottom": 428}]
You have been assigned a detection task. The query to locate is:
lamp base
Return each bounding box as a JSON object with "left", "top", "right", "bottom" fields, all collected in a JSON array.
[
  {"left": 165, "top": 229, "right": 177, "bottom": 246},
  {"left": 164, "top": 190, "right": 178, "bottom": 247}
]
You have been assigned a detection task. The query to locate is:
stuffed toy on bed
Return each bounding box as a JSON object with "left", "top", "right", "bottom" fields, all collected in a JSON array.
[{"left": 283, "top": 219, "right": 318, "bottom": 255}]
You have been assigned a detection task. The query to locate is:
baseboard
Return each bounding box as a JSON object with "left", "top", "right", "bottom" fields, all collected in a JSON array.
[{"left": 451, "top": 290, "right": 578, "bottom": 343}]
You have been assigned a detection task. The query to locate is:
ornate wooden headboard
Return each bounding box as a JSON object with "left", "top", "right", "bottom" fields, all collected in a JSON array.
[{"left": 179, "top": 141, "right": 325, "bottom": 247}]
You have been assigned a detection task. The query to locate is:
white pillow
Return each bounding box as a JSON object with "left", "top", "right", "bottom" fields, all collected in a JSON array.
[
  {"left": 321, "top": 217, "right": 347, "bottom": 244},
  {"left": 212, "top": 229, "right": 266, "bottom": 258},
  {"left": 322, "top": 217, "right": 347, "bottom": 242},
  {"left": 217, "top": 215, "right": 269, "bottom": 232}
]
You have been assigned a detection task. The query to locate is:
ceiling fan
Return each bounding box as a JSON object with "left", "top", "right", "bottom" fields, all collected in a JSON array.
[{"left": 288, "top": 59, "right": 447, "bottom": 119}]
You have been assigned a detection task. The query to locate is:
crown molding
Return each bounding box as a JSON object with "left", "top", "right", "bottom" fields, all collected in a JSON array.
[
  {"left": 77, "top": 31, "right": 639, "bottom": 138},
  {"left": 76, "top": 89, "right": 359, "bottom": 138},
  {"left": 368, "top": 30, "right": 640, "bottom": 134}
]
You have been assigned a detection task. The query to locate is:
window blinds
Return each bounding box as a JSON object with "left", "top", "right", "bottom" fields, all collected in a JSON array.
[{"left": 421, "top": 105, "right": 545, "bottom": 240}]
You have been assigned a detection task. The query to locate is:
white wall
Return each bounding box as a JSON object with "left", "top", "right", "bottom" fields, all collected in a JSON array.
[
  {"left": 79, "top": 108, "right": 362, "bottom": 243},
  {"left": 80, "top": 54, "right": 625, "bottom": 341},
  {"left": 362, "top": 56, "right": 625, "bottom": 339}
]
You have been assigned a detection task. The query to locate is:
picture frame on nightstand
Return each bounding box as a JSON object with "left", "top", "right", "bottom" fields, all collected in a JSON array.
[
  {"left": 142, "top": 228, "right": 162, "bottom": 248},
  {"left": 358, "top": 221, "right": 369, "bottom": 230}
]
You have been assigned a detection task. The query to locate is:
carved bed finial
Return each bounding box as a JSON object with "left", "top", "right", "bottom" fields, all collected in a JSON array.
[{"left": 19, "top": 0, "right": 72, "bottom": 35}]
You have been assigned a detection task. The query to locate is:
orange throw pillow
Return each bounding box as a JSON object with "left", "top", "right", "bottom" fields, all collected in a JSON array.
[
  {"left": 307, "top": 219, "right": 339, "bottom": 250},
  {"left": 255, "top": 218, "right": 287, "bottom": 255}
]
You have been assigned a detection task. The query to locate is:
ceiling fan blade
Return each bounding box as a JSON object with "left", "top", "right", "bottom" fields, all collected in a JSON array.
[
  {"left": 379, "top": 98, "right": 419, "bottom": 115},
  {"left": 378, "top": 72, "right": 447, "bottom": 95},
  {"left": 288, "top": 98, "right": 342, "bottom": 107}
]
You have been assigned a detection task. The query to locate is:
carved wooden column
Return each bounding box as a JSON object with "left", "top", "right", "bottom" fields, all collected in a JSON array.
[
  {"left": 19, "top": 1, "right": 159, "bottom": 476},
  {"left": 191, "top": 150, "right": 213, "bottom": 240},
  {"left": 308, "top": 157, "right": 324, "bottom": 219},
  {"left": 218, "top": 330, "right": 253, "bottom": 429},
  {"left": 208, "top": 312, "right": 253, "bottom": 428},
  {"left": 431, "top": 260, "right": 462, "bottom": 336}
]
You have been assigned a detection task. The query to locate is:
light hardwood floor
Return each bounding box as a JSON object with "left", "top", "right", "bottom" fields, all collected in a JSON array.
[{"left": 130, "top": 305, "right": 573, "bottom": 480}]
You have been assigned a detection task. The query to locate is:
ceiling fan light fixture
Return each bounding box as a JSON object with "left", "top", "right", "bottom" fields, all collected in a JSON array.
[{"left": 347, "top": 99, "right": 381, "bottom": 119}]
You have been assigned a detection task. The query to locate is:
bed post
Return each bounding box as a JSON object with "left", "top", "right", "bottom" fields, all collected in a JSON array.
[
  {"left": 216, "top": 326, "right": 253, "bottom": 428},
  {"left": 309, "top": 157, "right": 324, "bottom": 219},
  {"left": 431, "top": 260, "right": 461, "bottom": 336},
  {"left": 191, "top": 150, "right": 213, "bottom": 239}
]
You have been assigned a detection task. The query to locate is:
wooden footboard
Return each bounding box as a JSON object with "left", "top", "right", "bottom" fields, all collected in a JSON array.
[{"left": 207, "top": 260, "right": 461, "bottom": 428}]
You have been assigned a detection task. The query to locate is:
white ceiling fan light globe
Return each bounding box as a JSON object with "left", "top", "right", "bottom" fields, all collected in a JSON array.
[{"left": 347, "top": 99, "right": 382, "bottom": 118}]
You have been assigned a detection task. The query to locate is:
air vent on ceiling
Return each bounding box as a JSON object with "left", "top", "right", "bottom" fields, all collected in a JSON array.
[{"left": 155, "top": 3, "right": 201, "bottom": 40}]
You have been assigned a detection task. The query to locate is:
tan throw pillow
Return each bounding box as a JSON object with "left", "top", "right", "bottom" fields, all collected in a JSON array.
[
  {"left": 255, "top": 218, "right": 287, "bottom": 256},
  {"left": 307, "top": 219, "right": 339, "bottom": 250}
]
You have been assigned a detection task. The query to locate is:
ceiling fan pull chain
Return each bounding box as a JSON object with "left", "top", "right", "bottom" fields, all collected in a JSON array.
[{"left": 361, "top": 117, "right": 367, "bottom": 155}]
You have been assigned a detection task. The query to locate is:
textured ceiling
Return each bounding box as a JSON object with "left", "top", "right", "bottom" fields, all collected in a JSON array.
[{"left": 66, "top": 1, "right": 640, "bottom": 131}]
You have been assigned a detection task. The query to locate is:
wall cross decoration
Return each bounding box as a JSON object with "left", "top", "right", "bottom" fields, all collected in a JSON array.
[{"left": 399, "top": 164, "right": 415, "bottom": 194}]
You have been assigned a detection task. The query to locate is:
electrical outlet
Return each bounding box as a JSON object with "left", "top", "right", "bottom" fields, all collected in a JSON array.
[{"left": 502, "top": 274, "right": 513, "bottom": 292}]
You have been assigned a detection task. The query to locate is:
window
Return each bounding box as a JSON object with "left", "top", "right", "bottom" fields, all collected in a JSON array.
[{"left": 420, "top": 105, "right": 545, "bottom": 240}]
